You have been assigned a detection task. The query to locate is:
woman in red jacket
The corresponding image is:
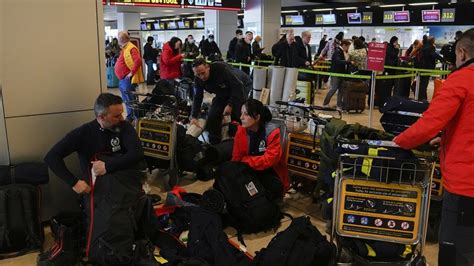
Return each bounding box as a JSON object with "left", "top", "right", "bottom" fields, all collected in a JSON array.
[
  {"left": 159, "top": 37, "right": 184, "bottom": 82},
  {"left": 232, "top": 98, "right": 289, "bottom": 199}
]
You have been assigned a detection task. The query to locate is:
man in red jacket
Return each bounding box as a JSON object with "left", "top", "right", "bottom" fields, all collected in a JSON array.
[
  {"left": 114, "top": 31, "right": 143, "bottom": 121},
  {"left": 394, "top": 28, "right": 474, "bottom": 266}
]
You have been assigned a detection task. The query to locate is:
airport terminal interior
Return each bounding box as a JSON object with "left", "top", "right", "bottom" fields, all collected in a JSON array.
[{"left": 1, "top": 0, "right": 473, "bottom": 265}]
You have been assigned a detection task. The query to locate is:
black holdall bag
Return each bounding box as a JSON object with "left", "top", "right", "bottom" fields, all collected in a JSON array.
[
  {"left": 253, "top": 216, "right": 336, "bottom": 266},
  {"left": 213, "top": 161, "right": 282, "bottom": 236},
  {"left": 0, "top": 184, "right": 44, "bottom": 259},
  {"left": 0, "top": 162, "right": 49, "bottom": 185}
]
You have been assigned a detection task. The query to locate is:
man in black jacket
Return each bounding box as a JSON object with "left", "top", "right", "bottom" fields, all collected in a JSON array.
[
  {"left": 191, "top": 58, "right": 245, "bottom": 144},
  {"left": 322, "top": 39, "right": 352, "bottom": 110},
  {"left": 235, "top": 31, "right": 254, "bottom": 75},
  {"left": 227, "top": 29, "right": 243, "bottom": 62},
  {"left": 274, "top": 31, "right": 298, "bottom": 67},
  {"left": 143, "top": 36, "right": 158, "bottom": 85},
  {"left": 201, "top": 34, "right": 222, "bottom": 59},
  {"left": 45, "top": 93, "right": 144, "bottom": 194},
  {"left": 316, "top": 34, "right": 327, "bottom": 56}
]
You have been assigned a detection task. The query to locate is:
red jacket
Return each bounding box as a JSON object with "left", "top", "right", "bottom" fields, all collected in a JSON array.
[
  {"left": 232, "top": 125, "right": 290, "bottom": 192},
  {"left": 114, "top": 43, "right": 141, "bottom": 80},
  {"left": 159, "top": 42, "right": 183, "bottom": 80},
  {"left": 394, "top": 65, "right": 474, "bottom": 197}
]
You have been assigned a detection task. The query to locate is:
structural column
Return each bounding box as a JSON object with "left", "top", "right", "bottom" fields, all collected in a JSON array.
[
  {"left": 204, "top": 10, "right": 238, "bottom": 56},
  {"left": 117, "top": 12, "right": 141, "bottom": 31},
  {"left": 244, "top": 0, "right": 281, "bottom": 49}
]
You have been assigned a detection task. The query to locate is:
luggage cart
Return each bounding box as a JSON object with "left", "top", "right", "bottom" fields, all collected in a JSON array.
[
  {"left": 128, "top": 92, "right": 180, "bottom": 191},
  {"left": 331, "top": 140, "right": 436, "bottom": 265}
]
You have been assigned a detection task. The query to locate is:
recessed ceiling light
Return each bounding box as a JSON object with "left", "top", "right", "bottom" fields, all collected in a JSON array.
[
  {"left": 335, "top": 7, "right": 358, "bottom": 10},
  {"left": 311, "top": 8, "right": 333, "bottom": 12},
  {"left": 162, "top": 10, "right": 175, "bottom": 13},
  {"left": 281, "top": 10, "right": 298, "bottom": 13},
  {"left": 379, "top": 4, "right": 406, "bottom": 8},
  {"left": 408, "top": 2, "right": 438, "bottom": 6}
]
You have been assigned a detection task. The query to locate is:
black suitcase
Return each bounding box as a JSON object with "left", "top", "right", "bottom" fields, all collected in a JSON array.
[
  {"left": 342, "top": 79, "right": 368, "bottom": 113},
  {"left": 379, "top": 96, "right": 428, "bottom": 135}
]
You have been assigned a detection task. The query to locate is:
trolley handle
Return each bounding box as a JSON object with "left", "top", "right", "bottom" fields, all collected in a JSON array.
[{"left": 275, "top": 100, "right": 342, "bottom": 115}]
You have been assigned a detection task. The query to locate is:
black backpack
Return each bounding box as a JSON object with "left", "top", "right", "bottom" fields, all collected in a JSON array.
[
  {"left": 0, "top": 184, "right": 44, "bottom": 259},
  {"left": 186, "top": 206, "right": 252, "bottom": 266},
  {"left": 213, "top": 161, "right": 282, "bottom": 238},
  {"left": 253, "top": 216, "right": 336, "bottom": 266}
]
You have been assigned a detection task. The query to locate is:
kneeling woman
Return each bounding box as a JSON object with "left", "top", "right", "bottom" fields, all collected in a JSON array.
[{"left": 231, "top": 98, "right": 290, "bottom": 199}]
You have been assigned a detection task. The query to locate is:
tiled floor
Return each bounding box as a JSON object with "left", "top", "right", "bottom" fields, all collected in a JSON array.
[{"left": 2, "top": 81, "right": 439, "bottom": 265}]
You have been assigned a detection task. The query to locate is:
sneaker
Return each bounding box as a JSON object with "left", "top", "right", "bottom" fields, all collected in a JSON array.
[{"left": 336, "top": 106, "right": 343, "bottom": 112}]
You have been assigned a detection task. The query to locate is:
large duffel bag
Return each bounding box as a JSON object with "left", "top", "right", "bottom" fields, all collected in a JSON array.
[
  {"left": 379, "top": 96, "right": 428, "bottom": 135},
  {"left": 342, "top": 79, "right": 368, "bottom": 113},
  {"left": 0, "top": 184, "right": 44, "bottom": 259}
]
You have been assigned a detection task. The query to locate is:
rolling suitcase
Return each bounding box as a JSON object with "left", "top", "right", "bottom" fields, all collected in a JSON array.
[{"left": 342, "top": 79, "right": 368, "bottom": 113}]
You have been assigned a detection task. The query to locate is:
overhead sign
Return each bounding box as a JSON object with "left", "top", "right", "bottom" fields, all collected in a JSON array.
[
  {"left": 362, "top": 12, "right": 373, "bottom": 24},
  {"left": 441, "top": 8, "right": 455, "bottom": 22},
  {"left": 422, "top": 10, "right": 441, "bottom": 23},
  {"left": 384, "top": 10, "right": 410, "bottom": 23},
  {"left": 322, "top": 14, "right": 336, "bottom": 24},
  {"left": 315, "top": 14, "right": 324, "bottom": 25},
  {"left": 285, "top": 15, "right": 304, "bottom": 25},
  {"left": 394, "top": 11, "right": 410, "bottom": 23},
  {"left": 103, "top": 0, "right": 242, "bottom": 11},
  {"left": 347, "top": 13, "right": 362, "bottom": 24},
  {"left": 336, "top": 178, "right": 423, "bottom": 244},
  {"left": 367, "top": 42, "right": 388, "bottom": 72}
]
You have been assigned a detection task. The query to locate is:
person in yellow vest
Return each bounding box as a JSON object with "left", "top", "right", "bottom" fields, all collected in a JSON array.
[{"left": 114, "top": 31, "right": 144, "bottom": 121}]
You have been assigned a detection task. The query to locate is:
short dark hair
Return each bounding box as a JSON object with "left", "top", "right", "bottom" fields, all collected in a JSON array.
[
  {"left": 192, "top": 57, "right": 209, "bottom": 68},
  {"left": 456, "top": 28, "right": 474, "bottom": 58},
  {"left": 245, "top": 31, "right": 253, "bottom": 35},
  {"left": 353, "top": 38, "right": 365, "bottom": 49},
  {"left": 147, "top": 36, "right": 154, "bottom": 43},
  {"left": 94, "top": 93, "right": 123, "bottom": 117},
  {"left": 359, "top": 36, "right": 365, "bottom": 42},
  {"left": 236, "top": 29, "right": 243, "bottom": 35},
  {"left": 243, "top": 98, "right": 272, "bottom": 126}
]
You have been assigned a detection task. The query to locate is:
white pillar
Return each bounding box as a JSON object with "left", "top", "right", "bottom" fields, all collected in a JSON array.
[
  {"left": 244, "top": 0, "right": 281, "bottom": 49},
  {"left": 204, "top": 10, "right": 238, "bottom": 56},
  {"left": 117, "top": 12, "right": 141, "bottom": 31}
]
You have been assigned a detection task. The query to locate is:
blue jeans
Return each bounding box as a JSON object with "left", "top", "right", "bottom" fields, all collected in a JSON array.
[
  {"left": 118, "top": 77, "right": 137, "bottom": 120},
  {"left": 145, "top": 60, "right": 155, "bottom": 84}
]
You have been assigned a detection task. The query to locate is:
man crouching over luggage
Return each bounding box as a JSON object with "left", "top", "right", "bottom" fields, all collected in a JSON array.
[{"left": 44, "top": 93, "right": 145, "bottom": 264}]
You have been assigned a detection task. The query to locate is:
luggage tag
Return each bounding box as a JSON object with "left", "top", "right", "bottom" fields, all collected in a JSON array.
[
  {"left": 245, "top": 181, "right": 259, "bottom": 196},
  {"left": 91, "top": 168, "right": 97, "bottom": 186}
]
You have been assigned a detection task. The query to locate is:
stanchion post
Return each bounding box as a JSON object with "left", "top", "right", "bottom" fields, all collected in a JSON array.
[
  {"left": 368, "top": 71, "right": 377, "bottom": 128},
  {"left": 414, "top": 71, "right": 421, "bottom": 100}
]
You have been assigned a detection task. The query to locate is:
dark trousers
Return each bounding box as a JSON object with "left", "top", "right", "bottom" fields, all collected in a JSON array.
[
  {"left": 206, "top": 97, "right": 242, "bottom": 144},
  {"left": 418, "top": 76, "right": 430, "bottom": 101},
  {"left": 439, "top": 190, "right": 474, "bottom": 266},
  {"left": 145, "top": 60, "right": 155, "bottom": 85}
]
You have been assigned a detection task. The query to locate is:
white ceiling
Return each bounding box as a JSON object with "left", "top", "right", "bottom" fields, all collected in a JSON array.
[{"left": 103, "top": 0, "right": 316, "bottom": 21}]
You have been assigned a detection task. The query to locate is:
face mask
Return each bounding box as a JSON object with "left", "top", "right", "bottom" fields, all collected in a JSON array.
[
  {"left": 209, "top": 38, "right": 214, "bottom": 42},
  {"left": 189, "top": 39, "right": 195, "bottom": 44}
]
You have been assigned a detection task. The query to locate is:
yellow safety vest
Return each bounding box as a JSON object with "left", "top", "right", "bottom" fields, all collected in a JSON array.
[{"left": 123, "top": 42, "right": 144, "bottom": 84}]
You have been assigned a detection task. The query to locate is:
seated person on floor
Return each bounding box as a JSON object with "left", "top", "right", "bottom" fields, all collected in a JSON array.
[
  {"left": 43, "top": 93, "right": 145, "bottom": 263},
  {"left": 231, "top": 98, "right": 290, "bottom": 199}
]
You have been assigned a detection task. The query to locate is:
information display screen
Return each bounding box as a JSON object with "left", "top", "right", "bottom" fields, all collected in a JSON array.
[
  {"left": 394, "top": 11, "right": 410, "bottom": 23},
  {"left": 422, "top": 10, "right": 441, "bottom": 23},
  {"left": 285, "top": 15, "right": 304, "bottom": 25},
  {"left": 322, "top": 14, "right": 336, "bottom": 25},
  {"left": 153, "top": 23, "right": 160, "bottom": 30},
  {"left": 177, "top": 21, "right": 185, "bottom": 28},
  {"left": 104, "top": 0, "right": 242, "bottom": 11},
  {"left": 347, "top": 13, "right": 362, "bottom": 24},
  {"left": 441, "top": 8, "right": 455, "bottom": 22},
  {"left": 140, "top": 22, "right": 147, "bottom": 30},
  {"left": 167, "top": 21, "right": 177, "bottom": 29}
]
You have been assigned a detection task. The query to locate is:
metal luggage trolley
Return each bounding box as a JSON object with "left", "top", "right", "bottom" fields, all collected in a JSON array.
[
  {"left": 269, "top": 101, "right": 341, "bottom": 189},
  {"left": 331, "top": 140, "right": 436, "bottom": 265},
  {"left": 128, "top": 91, "right": 181, "bottom": 191}
]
